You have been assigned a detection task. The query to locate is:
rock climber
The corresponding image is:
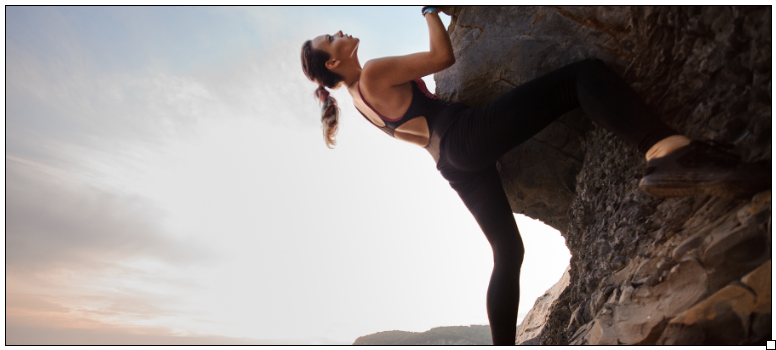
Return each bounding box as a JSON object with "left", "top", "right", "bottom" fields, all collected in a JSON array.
[{"left": 299, "top": 6, "right": 770, "bottom": 345}]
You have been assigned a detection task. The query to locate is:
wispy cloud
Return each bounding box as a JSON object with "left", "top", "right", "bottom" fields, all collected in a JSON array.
[
  {"left": 6, "top": 292, "right": 347, "bottom": 345},
  {"left": 6, "top": 7, "right": 324, "bottom": 173},
  {"left": 6, "top": 158, "right": 206, "bottom": 272},
  {"left": 5, "top": 152, "right": 216, "bottom": 339}
]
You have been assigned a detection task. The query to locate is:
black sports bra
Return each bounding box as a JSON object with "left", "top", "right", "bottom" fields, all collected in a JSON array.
[
  {"left": 355, "top": 78, "right": 451, "bottom": 136},
  {"left": 354, "top": 78, "right": 468, "bottom": 164}
]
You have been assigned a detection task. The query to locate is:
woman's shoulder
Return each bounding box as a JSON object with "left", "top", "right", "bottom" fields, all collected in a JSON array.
[
  {"left": 361, "top": 59, "right": 411, "bottom": 93},
  {"left": 360, "top": 59, "right": 380, "bottom": 86}
]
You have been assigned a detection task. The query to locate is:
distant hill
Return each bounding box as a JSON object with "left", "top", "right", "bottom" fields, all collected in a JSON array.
[{"left": 352, "top": 325, "right": 491, "bottom": 345}]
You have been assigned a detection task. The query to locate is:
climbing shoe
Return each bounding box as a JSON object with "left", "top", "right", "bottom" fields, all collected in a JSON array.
[{"left": 638, "top": 140, "right": 771, "bottom": 199}]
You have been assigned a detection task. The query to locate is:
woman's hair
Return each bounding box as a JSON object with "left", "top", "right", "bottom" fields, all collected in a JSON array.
[{"left": 301, "top": 40, "right": 345, "bottom": 149}]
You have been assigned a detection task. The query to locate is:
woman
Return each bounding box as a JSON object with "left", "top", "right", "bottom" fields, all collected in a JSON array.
[{"left": 300, "top": 7, "right": 769, "bottom": 345}]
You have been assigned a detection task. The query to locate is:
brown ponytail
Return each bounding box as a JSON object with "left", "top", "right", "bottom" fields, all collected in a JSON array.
[
  {"left": 315, "top": 84, "right": 339, "bottom": 149},
  {"left": 301, "top": 40, "right": 345, "bottom": 149}
]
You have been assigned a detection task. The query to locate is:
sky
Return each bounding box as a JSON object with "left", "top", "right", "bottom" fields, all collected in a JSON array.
[{"left": 5, "top": 6, "right": 571, "bottom": 345}]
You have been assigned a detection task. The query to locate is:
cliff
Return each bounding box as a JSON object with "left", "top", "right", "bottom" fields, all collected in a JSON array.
[
  {"left": 435, "top": 6, "right": 771, "bottom": 345},
  {"left": 352, "top": 325, "right": 491, "bottom": 345}
]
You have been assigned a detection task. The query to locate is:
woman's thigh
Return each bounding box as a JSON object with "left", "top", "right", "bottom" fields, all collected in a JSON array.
[
  {"left": 441, "top": 61, "right": 587, "bottom": 172},
  {"left": 447, "top": 164, "right": 524, "bottom": 258}
]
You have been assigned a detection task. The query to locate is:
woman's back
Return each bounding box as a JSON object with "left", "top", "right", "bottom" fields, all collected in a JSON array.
[
  {"left": 349, "top": 70, "right": 413, "bottom": 124},
  {"left": 352, "top": 75, "right": 468, "bottom": 165}
]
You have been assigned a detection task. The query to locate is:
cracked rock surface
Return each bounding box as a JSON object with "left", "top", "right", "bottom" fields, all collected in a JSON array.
[{"left": 435, "top": 6, "right": 771, "bottom": 345}]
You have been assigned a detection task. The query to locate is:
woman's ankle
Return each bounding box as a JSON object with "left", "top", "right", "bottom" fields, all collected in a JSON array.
[{"left": 645, "top": 135, "right": 691, "bottom": 161}]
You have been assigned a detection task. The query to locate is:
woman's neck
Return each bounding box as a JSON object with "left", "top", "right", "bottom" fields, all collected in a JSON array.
[
  {"left": 337, "top": 55, "right": 362, "bottom": 88},
  {"left": 342, "top": 67, "right": 362, "bottom": 88}
]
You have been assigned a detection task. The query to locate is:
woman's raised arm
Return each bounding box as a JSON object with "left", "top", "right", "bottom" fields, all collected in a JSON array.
[{"left": 362, "top": 9, "right": 454, "bottom": 87}]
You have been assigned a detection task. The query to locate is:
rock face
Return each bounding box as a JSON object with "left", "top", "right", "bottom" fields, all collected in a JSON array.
[
  {"left": 435, "top": 6, "right": 771, "bottom": 345},
  {"left": 515, "top": 265, "right": 570, "bottom": 345}
]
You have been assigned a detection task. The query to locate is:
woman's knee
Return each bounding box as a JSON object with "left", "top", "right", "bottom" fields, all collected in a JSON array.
[
  {"left": 513, "top": 240, "right": 525, "bottom": 263},
  {"left": 575, "top": 57, "right": 623, "bottom": 91},
  {"left": 495, "top": 237, "right": 525, "bottom": 265},
  {"left": 579, "top": 57, "right": 612, "bottom": 75}
]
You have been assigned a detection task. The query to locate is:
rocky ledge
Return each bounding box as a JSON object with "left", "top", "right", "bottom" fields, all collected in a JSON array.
[{"left": 435, "top": 6, "right": 771, "bottom": 345}]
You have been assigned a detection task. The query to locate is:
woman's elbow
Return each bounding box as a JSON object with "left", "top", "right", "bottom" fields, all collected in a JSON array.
[
  {"left": 428, "top": 52, "right": 455, "bottom": 72},
  {"left": 440, "top": 54, "right": 455, "bottom": 70}
]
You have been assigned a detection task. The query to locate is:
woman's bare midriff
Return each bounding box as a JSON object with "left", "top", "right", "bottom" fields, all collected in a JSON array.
[{"left": 349, "top": 81, "right": 431, "bottom": 147}]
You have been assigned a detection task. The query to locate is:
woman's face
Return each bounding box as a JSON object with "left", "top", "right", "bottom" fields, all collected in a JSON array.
[{"left": 311, "top": 30, "right": 360, "bottom": 67}]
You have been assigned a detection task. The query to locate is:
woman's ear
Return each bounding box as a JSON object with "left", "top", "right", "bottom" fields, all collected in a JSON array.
[{"left": 325, "top": 59, "right": 340, "bottom": 71}]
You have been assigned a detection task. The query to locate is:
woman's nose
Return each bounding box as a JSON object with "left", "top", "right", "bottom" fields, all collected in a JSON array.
[{"left": 337, "top": 30, "right": 343, "bottom": 37}]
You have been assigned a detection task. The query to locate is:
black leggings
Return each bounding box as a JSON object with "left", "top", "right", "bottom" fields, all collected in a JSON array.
[{"left": 435, "top": 58, "right": 677, "bottom": 345}]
